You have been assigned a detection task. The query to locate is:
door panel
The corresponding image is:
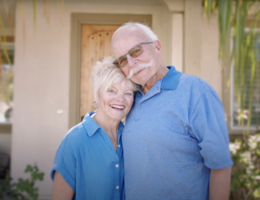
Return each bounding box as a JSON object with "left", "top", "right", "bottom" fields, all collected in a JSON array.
[{"left": 80, "top": 25, "right": 120, "bottom": 119}]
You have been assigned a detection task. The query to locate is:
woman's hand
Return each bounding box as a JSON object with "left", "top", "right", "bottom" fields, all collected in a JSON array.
[{"left": 51, "top": 171, "right": 74, "bottom": 200}]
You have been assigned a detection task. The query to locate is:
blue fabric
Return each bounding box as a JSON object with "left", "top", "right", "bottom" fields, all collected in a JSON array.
[
  {"left": 50, "top": 111, "right": 125, "bottom": 200},
  {"left": 123, "top": 66, "right": 233, "bottom": 200}
]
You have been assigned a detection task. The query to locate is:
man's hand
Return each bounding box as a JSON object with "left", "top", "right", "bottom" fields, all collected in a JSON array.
[{"left": 209, "top": 166, "right": 232, "bottom": 200}]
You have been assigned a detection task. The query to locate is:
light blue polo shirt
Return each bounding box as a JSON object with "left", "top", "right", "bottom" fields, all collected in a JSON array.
[
  {"left": 51, "top": 111, "right": 125, "bottom": 200},
  {"left": 123, "top": 66, "right": 233, "bottom": 200}
]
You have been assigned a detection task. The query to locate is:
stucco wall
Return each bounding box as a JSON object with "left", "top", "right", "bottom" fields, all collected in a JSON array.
[
  {"left": 182, "top": 0, "right": 222, "bottom": 98},
  {"left": 164, "top": 0, "right": 222, "bottom": 98},
  {"left": 200, "top": 11, "right": 222, "bottom": 99}
]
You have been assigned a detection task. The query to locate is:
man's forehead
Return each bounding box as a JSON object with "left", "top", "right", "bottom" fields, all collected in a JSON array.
[
  {"left": 116, "top": 28, "right": 147, "bottom": 39},
  {"left": 111, "top": 29, "right": 148, "bottom": 53}
]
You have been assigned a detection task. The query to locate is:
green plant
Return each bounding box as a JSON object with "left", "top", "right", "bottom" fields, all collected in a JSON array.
[
  {"left": 0, "top": 163, "right": 45, "bottom": 200},
  {"left": 229, "top": 129, "right": 260, "bottom": 200},
  {"left": 0, "top": 175, "right": 17, "bottom": 199},
  {"left": 0, "top": 67, "right": 13, "bottom": 106}
]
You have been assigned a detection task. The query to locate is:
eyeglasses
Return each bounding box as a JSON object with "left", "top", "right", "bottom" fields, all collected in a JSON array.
[{"left": 113, "top": 42, "right": 154, "bottom": 68}]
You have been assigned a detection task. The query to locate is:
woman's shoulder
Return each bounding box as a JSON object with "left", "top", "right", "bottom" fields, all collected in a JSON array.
[
  {"left": 61, "top": 123, "right": 87, "bottom": 145},
  {"left": 65, "top": 113, "right": 101, "bottom": 140}
]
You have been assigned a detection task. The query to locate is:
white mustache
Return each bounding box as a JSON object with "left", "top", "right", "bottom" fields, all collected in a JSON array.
[{"left": 127, "top": 60, "right": 153, "bottom": 79}]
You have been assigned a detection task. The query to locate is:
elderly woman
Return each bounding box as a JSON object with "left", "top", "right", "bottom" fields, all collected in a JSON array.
[{"left": 50, "top": 57, "right": 138, "bottom": 200}]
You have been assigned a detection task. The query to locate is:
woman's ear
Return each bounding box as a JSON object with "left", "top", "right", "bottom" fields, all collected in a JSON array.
[{"left": 95, "top": 98, "right": 99, "bottom": 105}]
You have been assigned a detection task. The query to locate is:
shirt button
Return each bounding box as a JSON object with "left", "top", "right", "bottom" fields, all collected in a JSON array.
[
  {"left": 116, "top": 186, "right": 119, "bottom": 189},
  {"left": 115, "top": 164, "right": 119, "bottom": 168},
  {"left": 138, "top": 105, "right": 141, "bottom": 108},
  {"left": 118, "top": 144, "right": 121, "bottom": 147}
]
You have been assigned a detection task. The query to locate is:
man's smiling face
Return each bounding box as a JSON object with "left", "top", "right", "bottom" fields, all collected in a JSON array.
[{"left": 111, "top": 28, "right": 161, "bottom": 86}]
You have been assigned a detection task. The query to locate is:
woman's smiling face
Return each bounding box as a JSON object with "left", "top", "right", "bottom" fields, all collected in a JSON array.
[{"left": 97, "top": 81, "right": 134, "bottom": 122}]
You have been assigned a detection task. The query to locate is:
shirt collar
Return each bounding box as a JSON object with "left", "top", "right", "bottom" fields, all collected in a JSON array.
[
  {"left": 82, "top": 111, "right": 125, "bottom": 137},
  {"left": 82, "top": 111, "right": 100, "bottom": 137},
  {"left": 161, "top": 66, "right": 182, "bottom": 90}
]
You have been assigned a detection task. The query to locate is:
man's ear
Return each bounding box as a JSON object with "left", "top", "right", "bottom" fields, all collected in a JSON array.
[{"left": 153, "top": 40, "right": 162, "bottom": 55}]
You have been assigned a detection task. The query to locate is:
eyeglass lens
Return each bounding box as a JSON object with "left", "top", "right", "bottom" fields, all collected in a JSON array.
[{"left": 116, "top": 44, "right": 144, "bottom": 68}]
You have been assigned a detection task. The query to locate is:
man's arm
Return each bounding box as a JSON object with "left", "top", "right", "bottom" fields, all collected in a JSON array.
[
  {"left": 51, "top": 171, "right": 74, "bottom": 200},
  {"left": 209, "top": 166, "right": 232, "bottom": 200}
]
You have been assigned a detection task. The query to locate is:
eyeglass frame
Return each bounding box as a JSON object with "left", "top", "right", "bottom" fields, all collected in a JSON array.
[{"left": 113, "top": 41, "right": 154, "bottom": 68}]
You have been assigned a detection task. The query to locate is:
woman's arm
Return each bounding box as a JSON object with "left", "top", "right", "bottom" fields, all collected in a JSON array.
[{"left": 51, "top": 171, "right": 74, "bottom": 200}]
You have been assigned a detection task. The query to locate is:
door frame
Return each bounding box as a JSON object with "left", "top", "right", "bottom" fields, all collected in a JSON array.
[{"left": 69, "top": 13, "right": 152, "bottom": 128}]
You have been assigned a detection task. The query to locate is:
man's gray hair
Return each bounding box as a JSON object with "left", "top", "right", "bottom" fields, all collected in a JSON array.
[
  {"left": 112, "top": 22, "right": 158, "bottom": 41},
  {"left": 91, "top": 56, "right": 139, "bottom": 103}
]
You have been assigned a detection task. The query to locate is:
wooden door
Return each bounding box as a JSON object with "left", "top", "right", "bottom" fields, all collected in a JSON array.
[{"left": 80, "top": 25, "right": 120, "bottom": 119}]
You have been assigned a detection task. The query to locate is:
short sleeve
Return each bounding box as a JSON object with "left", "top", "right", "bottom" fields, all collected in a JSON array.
[
  {"left": 50, "top": 133, "right": 77, "bottom": 192},
  {"left": 189, "top": 81, "right": 233, "bottom": 169}
]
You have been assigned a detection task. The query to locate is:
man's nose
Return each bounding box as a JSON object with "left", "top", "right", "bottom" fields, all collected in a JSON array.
[{"left": 126, "top": 54, "right": 137, "bottom": 67}]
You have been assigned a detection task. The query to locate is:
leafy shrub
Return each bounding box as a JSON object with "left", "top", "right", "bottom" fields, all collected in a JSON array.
[
  {"left": 230, "top": 129, "right": 260, "bottom": 200},
  {"left": 0, "top": 163, "right": 44, "bottom": 200}
]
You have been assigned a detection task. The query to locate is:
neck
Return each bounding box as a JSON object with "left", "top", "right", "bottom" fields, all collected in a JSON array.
[
  {"left": 92, "top": 111, "right": 120, "bottom": 151},
  {"left": 142, "top": 65, "right": 168, "bottom": 94},
  {"left": 92, "top": 111, "right": 120, "bottom": 137}
]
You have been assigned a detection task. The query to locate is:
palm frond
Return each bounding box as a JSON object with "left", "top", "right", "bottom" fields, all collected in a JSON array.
[
  {"left": 0, "top": 14, "right": 11, "bottom": 67},
  {"left": 1, "top": 0, "right": 14, "bottom": 36},
  {"left": 33, "top": 0, "right": 36, "bottom": 27},
  {"left": 18, "top": 0, "right": 26, "bottom": 40},
  {"left": 204, "top": 0, "right": 217, "bottom": 19}
]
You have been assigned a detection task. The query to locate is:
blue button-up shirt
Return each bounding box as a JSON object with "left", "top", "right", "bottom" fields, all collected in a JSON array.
[
  {"left": 51, "top": 111, "right": 125, "bottom": 200},
  {"left": 123, "top": 66, "right": 233, "bottom": 200}
]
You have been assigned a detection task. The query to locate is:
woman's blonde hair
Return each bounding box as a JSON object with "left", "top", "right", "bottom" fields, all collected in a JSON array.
[{"left": 91, "top": 56, "right": 139, "bottom": 103}]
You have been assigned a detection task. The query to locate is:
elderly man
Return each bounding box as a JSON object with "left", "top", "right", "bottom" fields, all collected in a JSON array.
[{"left": 110, "top": 22, "right": 233, "bottom": 200}]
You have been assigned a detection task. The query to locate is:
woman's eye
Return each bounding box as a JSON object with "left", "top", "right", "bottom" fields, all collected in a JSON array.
[
  {"left": 125, "top": 92, "right": 133, "bottom": 96},
  {"left": 108, "top": 90, "right": 115, "bottom": 93}
]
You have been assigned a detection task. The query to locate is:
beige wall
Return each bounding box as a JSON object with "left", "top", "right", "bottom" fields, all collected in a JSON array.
[
  {"left": 200, "top": 10, "right": 222, "bottom": 99},
  {"left": 164, "top": 0, "right": 222, "bottom": 98}
]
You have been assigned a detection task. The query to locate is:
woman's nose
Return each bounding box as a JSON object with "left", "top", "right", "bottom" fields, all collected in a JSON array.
[{"left": 115, "top": 93, "right": 125, "bottom": 101}]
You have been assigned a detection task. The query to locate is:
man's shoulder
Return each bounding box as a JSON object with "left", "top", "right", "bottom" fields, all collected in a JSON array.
[
  {"left": 178, "top": 73, "right": 215, "bottom": 95},
  {"left": 179, "top": 73, "right": 203, "bottom": 85}
]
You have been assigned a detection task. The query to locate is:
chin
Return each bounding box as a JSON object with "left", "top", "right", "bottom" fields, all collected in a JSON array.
[{"left": 132, "top": 78, "right": 148, "bottom": 86}]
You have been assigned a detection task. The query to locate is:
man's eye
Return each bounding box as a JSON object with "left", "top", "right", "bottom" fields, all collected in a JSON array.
[
  {"left": 130, "top": 47, "right": 142, "bottom": 56},
  {"left": 119, "top": 57, "right": 126, "bottom": 64}
]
